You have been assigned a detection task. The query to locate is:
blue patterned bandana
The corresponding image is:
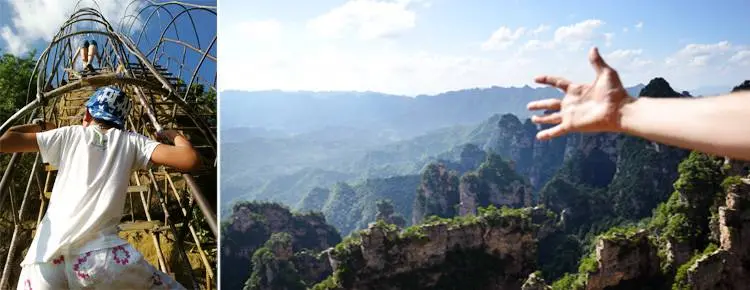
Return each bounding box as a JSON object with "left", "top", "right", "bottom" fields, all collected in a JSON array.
[{"left": 85, "top": 86, "right": 132, "bottom": 129}]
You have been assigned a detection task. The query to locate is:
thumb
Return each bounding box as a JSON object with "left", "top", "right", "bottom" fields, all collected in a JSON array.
[{"left": 589, "top": 47, "right": 611, "bottom": 75}]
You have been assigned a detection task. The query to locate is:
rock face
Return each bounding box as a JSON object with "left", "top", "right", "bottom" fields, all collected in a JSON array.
[
  {"left": 470, "top": 113, "right": 567, "bottom": 191},
  {"left": 221, "top": 202, "right": 342, "bottom": 289},
  {"left": 412, "top": 163, "right": 460, "bottom": 224},
  {"left": 522, "top": 272, "right": 551, "bottom": 290},
  {"left": 415, "top": 153, "right": 532, "bottom": 223},
  {"left": 731, "top": 80, "right": 750, "bottom": 92},
  {"left": 294, "top": 250, "right": 334, "bottom": 285},
  {"left": 684, "top": 178, "right": 750, "bottom": 289},
  {"left": 247, "top": 233, "right": 305, "bottom": 290},
  {"left": 585, "top": 230, "right": 660, "bottom": 290},
  {"left": 324, "top": 207, "right": 556, "bottom": 290},
  {"left": 458, "top": 159, "right": 531, "bottom": 216}
]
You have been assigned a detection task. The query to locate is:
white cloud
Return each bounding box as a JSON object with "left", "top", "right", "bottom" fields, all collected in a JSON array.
[
  {"left": 236, "top": 20, "right": 282, "bottom": 41},
  {"left": 635, "top": 21, "right": 644, "bottom": 30},
  {"left": 554, "top": 19, "right": 603, "bottom": 42},
  {"left": 530, "top": 24, "right": 550, "bottom": 36},
  {"left": 657, "top": 41, "right": 750, "bottom": 90},
  {"left": 666, "top": 41, "right": 733, "bottom": 67},
  {"left": 484, "top": 20, "right": 609, "bottom": 52},
  {"left": 481, "top": 26, "right": 526, "bottom": 51},
  {"left": 729, "top": 50, "right": 750, "bottom": 65},
  {"left": 1, "top": 0, "right": 141, "bottom": 55},
  {"left": 604, "top": 49, "right": 653, "bottom": 72},
  {"left": 307, "top": 0, "right": 417, "bottom": 40},
  {"left": 553, "top": 19, "right": 607, "bottom": 50},
  {"left": 221, "top": 8, "right": 749, "bottom": 96},
  {"left": 0, "top": 26, "right": 26, "bottom": 55},
  {"left": 607, "top": 49, "right": 643, "bottom": 60}
]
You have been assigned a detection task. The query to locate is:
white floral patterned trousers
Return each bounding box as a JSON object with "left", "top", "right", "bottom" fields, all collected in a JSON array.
[{"left": 16, "top": 244, "right": 186, "bottom": 290}]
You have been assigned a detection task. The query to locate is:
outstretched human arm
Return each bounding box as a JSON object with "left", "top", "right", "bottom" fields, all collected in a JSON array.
[
  {"left": 0, "top": 120, "right": 57, "bottom": 153},
  {"left": 149, "top": 130, "right": 201, "bottom": 172},
  {"left": 528, "top": 47, "right": 750, "bottom": 161}
]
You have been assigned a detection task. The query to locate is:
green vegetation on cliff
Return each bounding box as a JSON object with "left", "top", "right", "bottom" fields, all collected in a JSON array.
[
  {"left": 221, "top": 202, "right": 341, "bottom": 289},
  {"left": 315, "top": 205, "right": 555, "bottom": 290}
]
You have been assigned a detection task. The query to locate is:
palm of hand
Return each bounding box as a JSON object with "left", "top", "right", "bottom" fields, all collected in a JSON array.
[{"left": 528, "top": 47, "right": 632, "bottom": 140}]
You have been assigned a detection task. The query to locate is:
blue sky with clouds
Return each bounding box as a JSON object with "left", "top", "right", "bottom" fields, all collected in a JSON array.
[
  {"left": 220, "top": 0, "right": 750, "bottom": 95},
  {"left": 0, "top": 0, "right": 216, "bottom": 83}
]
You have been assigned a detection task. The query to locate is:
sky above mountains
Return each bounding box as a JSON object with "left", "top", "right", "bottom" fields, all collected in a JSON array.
[{"left": 221, "top": 0, "right": 750, "bottom": 95}]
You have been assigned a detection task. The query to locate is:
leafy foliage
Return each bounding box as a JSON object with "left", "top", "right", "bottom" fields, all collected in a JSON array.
[
  {"left": 221, "top": 202, "right": 341, "bottom": 289},
  {"left": 672, "top": 243, "right": 718, "bottom": 290},
  {"left": 0, "top": 51, "right": 36, "bottom": 120},
  {"left": 649, "top": 152, "right": 724, "bottom": 246}
]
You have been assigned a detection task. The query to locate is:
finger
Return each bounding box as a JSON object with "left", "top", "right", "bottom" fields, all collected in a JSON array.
[
  {"left": 536, "top": 124, "right": 567, "bottom": 140},
  {"left": 531, "top": 112, "right": 562, "bottom": 125},
  {"left": 527, "top": 99, "right": 562, "bottom": 111},
  {"left": 534, "top": 75, "right": 571, "bottom": 91},
  {"left": 589, "top": 47, "right": 611, "bottom": 75}
]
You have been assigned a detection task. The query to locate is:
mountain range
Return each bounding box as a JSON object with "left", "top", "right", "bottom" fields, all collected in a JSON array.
[{"left": 220, "top": 84, "right": 647, "bottom": 209}]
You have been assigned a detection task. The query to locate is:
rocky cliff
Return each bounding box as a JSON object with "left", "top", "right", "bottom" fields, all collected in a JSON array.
[
  {"left": 585, "top": 229, "right": 661, "bottom": 289},
  {"left": 678, "top": 176, "right": 750, "bottom": 289},
  {"left": 413, "top": 152, "right": 531, "bottom": 224},
  {"left": 468, "top": 113, "right": 568, "bottom": 191},
  {"left": 316, "top": 206, "right": 557, "bottom": 290},
  {"left": 221, "top": 202, "right": 342, "bottom": 289},
  {"left": 411, "top": 163, "right": 460, "bottom": 224},
  {"left": 459, "top": 154, "right": 532, "bottom": 215}
]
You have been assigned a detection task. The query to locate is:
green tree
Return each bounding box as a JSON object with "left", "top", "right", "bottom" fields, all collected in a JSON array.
[{"left": 0, "top": 51, "right": 37, "bottom": 121}]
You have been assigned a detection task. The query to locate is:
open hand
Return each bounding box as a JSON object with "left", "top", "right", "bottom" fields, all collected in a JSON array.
[{"left": 527, "top": 47, "right": 635, "bottom": 140}]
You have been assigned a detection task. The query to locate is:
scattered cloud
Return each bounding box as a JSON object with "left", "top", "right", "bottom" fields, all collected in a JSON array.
[
  {"left": 0, "top": 26, "right": 26, "bottom": 55},
  {"left": 307, "top": 0, "right": 417, "bottom": 40},
  {"left": 221, "top": 2, "right": 748, "bottom": 96},
  {"left": 604, "top": 49, "right": 653, "bottom": 71},
  {"left": 553, "top": 19, "right": 607, "bottom": 50},
  {"left": 666, "top": 41, "right": 733, "bottom": 67},
  {"left": 729, "top": 50, "right": 750, "bottom": 65},
  {"left": 486, "top": 20, "right": 609, "bottom": 53},
  {"left": 481, "top": 26, "right": 526, "bottom": 51},
  {"left": 607, "top": 49, "right": 644, "bottom": 60},
  {"left": 530, "top": 24, "right": 550, "bottom": 36},
  {"left": 0, "top": 0, "right": 140, "bottom": 55}
]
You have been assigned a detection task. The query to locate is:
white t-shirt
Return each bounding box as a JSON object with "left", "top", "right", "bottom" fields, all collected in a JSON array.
[{"left": 21, "top": 125, "right": 160, "bottom": 265}]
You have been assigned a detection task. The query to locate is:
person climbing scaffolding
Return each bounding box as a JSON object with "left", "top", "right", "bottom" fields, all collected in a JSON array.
[
  {"left": 528, "top": 47, "right": 750, "bottom": 161},
  {"left": 71, "top": 38, "right": 100, "bottom": 72},
  {"left": 0, "top": 86, "right": 200, "bottom": 289}
]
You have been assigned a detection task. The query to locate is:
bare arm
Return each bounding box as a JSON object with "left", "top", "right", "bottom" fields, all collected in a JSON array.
[
  {"left": 150, "top": 130, "right": 201, "bottom": 172},
  {"left": 619, "top": 93, "right": 750, "bottom": 160},
  {"left": 528, "top": 47, "right": 750, "bottom": 161},
  {"left": 0, "top": 121, "right": 57, "bottom": 153}
]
